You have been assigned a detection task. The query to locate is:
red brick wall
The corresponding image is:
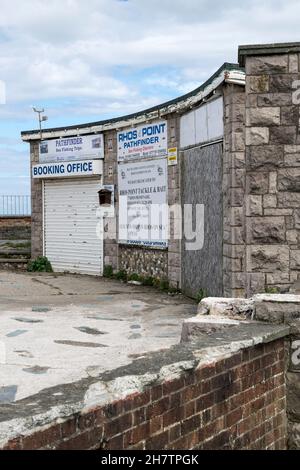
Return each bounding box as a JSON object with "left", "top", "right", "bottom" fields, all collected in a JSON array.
[{"left": 2, "top": 339, "right": 287, "bottom": 451}]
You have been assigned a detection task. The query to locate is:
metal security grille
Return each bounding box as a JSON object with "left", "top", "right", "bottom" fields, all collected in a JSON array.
[
  {"left": 44, "top": 179, "right": 103, "bottom": 276},
  {"left": 0, "top": 195, "right": 31, "bottom": 216}
]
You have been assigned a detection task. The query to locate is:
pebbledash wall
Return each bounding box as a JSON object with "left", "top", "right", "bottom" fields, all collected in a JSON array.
[{"left": 22, "top": 42, "right": 300, "bottom": 298}]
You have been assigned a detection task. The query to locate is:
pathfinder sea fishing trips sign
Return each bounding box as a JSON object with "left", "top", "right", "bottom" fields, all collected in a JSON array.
[
  {"left": 117, "top": 121, "right": 168, "bottom": 162},
  {"left": 118, "top": 158, "right": 168, "bottom": 248},
  {"left": 39, "top": 134, "right": 104, "bottom": 163}
]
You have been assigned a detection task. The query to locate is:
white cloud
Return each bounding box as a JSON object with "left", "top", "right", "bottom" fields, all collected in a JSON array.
[{"left": 1, "top": 0, "right": 300, "bottom": 192}]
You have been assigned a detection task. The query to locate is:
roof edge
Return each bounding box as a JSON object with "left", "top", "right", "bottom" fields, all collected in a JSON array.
[
  {"left": 21, "top": 63, "right": 244, "bottom": 141},
  {"left": 239, "top": 41, "right": 300, "bottom": 67}
]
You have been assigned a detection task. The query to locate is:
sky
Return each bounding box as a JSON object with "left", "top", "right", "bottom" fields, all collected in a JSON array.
[{"left": 0, "top": 0, "right": 300, "bottom": 195}]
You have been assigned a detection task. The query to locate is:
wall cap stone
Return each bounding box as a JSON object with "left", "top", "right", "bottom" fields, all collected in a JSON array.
[{"left": 239, "top": 42, "right": 300, "bottom": 66}]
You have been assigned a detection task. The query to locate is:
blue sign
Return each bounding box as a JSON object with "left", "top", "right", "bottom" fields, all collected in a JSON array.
[
  {"left": 117, "top": 121, "right": 168, "bottom": 161},
  {"left": 32, "top": 160, "right": 103, "bottom": 179}
]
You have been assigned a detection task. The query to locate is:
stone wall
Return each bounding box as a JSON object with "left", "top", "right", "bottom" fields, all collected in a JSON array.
[
  {"left": 0, "top": 217, "right": 31, "bottom": 240},
  {"left": 239, "top": 46, "right": 300, "bottom": 296},
  {"left": 1, "top": 338, "right": 286, "bottom": 450},
  {"left": 119, "top": 246, "right": 168, "bottom": 279},
  {"left": 30, "top": 141, "right": 43, "bottom": 260},
  {"left": 223, "top": 83, "right": 247, "bottom": 297}
]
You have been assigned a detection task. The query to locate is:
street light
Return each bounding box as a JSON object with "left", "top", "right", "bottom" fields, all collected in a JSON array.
[{"left": 32, "top": 106, "right": 48, "bottom": 140}]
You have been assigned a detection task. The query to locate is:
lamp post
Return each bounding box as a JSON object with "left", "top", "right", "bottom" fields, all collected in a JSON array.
[{"left": 32, "top": 107, "right": 48, "bottom": 140}]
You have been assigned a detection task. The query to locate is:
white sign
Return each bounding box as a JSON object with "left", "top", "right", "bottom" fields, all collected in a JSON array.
[
  {"left": 32, "top": 160, "right": 103, "bottom": 179},
  {"left": 39, "top": 134, "right": 104, "bottom": 163},
  {"left": 117, "top": 121, "right": 168, "bottom": 162},
  {"left": 118, "top": 158, "right": 168, "bottom": 248}
]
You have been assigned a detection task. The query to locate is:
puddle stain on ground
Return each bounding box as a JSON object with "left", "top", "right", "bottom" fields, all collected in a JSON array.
[
  {"left": 13, "top": 318, "right": 44, "bottom": 324},
  {"left": 85, "top": 315, "right": 125, "bottom": 322},
  {"left": 54, "top": 340, "right": 108, "bottom": 348},
  {"left": 14, "top": 350, "right": 34, "bottom": 358},
  {"left": 6, "top": 330, "right": 28, "bottom": 338},
  {"left": 128, "top": 333, "right": 142, "bottom": 340},
  {"left": 75, "top": 326, "right": 108, "bottom": 336},
  {"left": 32, "top": 306, "right": 51, "bottom": 313},
  {"left": 130, "top": 324, "right": 142, "bottom": 330},
  {"left": 23, "top": 366, "right": 49, "bottom": 375}
]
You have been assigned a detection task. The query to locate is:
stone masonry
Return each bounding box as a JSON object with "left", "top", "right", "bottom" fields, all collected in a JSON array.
[
  {"left": 238, "top": 44, "right": 300, "bottom": 296},
  {"left": 223, "top": 83, "right": 247, "bottom": 297},
  {"left": 30, "top": 141, "right": 43, "bottom": 259}
]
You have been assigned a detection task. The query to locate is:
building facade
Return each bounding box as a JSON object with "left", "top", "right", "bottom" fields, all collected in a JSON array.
[{"left": 22, "top": 42, "right": 300, "bottom": 298}]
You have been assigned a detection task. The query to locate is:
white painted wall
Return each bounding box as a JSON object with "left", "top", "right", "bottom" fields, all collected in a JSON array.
[{"left": 180, "top": 96, "right": 224, "bottom": 148}]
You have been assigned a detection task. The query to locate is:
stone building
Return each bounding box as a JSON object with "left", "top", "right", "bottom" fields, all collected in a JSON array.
[{"left": 21, "top": 42, "right": 300, "bottom": 299}]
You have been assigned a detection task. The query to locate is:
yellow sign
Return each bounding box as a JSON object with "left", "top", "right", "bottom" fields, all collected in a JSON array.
[{"left": 168, "top": 147, "right": 178, "bottom": 166}]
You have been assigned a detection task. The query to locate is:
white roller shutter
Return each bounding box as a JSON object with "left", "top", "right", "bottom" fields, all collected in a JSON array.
[{"left": 44, "top": 178, "right": 103, "bottom": 276}]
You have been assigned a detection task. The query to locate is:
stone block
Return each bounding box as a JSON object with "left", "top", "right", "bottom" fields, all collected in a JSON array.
[
  {"left": 248, "top": 273, "right": 266, "bottom": 295},
  {"left": 278, "top": 169, "right": 300, "bottom": 192},
  {"left": 287, "top": 230, "right": 298, "bottom": 245},
  {"left": 294, "top": 210, "right": 300, "bottom": 229},
  {"left": 230, "top": 207, "right": 244, "bottom": 226},
  {"left": 246, "top": 107, "right": 280, "bottom": 126},
  {"left": 247, "top": 245, "right": 289, "bottom": 272},
  {"left": 281, "top": 106, "right": 299, "bottom": 126},
  {"left": 267, "top": 272, "right": 290, "bottom": 285},
  {"left": 269, "top": 126, "right": 296, "bottom": 145},
  {"left": 197, "top": 297, "right": 254, "bottom": 318},
  {"left": 228, "top": 188, "right": 244, "bottom": 207},
  {"left": 232, "top": 132, "right": 245, "bottom": 152},
  {"left": 284, "top": 152, "right": 300, "bottom": 167},
  {"left": 247, "top": 172, "right": 269, "bottom": 194},
  {"left": 246, "top": 195, "right": 263, "bottom": 216},
  {"left": 246, "top": 55, "right": 288, "bottom": 75},
  {"left": 287, "top": 371, "right": 300, "bottom": 422},
  {"left": 245, "top": 127, "right": 269, "bottom": 145},
  {"left": 288, "top": 422, "right": 300, "bottom": 450},
  {"left": 247, "top": 145, "right": 284, "bottom": 170},
  {"left": 247, "top": 216, "right": 285, "bottom": 244},
  {"left": 181, "top": 316, "right": 241, "bottom": 342},
  {"left": 291, "top": 250, "right": 300, "bottom": 270},
  {"left": 230, "top": 152, "right": 245, "bottom": 169},
  {"left": 270, "top": 74, "right": 300, "bottom": 93},
  {"left": 246, "top": 94, "right": 257, "bottom": 107},
  {"left": 254, "top": 293, "right": 300, "bottom": 323},
  {"left": 289, "top": 54, "right": 299, "bottom": 73},
  {"left": 278, "top": 192, "right": 300, "bottom": 208},
  {"left": 263, "top": 195, "right": 277, "bottom": 208},
  {"left": 257, "top": 93, "right": 292, "bottom": 107},
  {"left": 247, "top": 75, "right": 269, "bottom": 93},
  {"left": 269, "top": 172, "right": 278, "bottom": 193}
]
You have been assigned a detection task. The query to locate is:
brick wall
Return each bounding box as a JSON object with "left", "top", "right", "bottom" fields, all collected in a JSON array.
[{"left": 2, "top": 339, "right": 287, "bottom": 451}]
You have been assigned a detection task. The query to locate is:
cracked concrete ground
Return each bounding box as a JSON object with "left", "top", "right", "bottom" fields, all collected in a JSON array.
[{"left": 0, "top": 270, "right": 196, "bottom": 404}]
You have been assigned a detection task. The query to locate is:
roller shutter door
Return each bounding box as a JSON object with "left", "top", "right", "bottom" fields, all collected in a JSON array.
[{"left": 44, "top": 178, "right": 103, "bottom": 275}]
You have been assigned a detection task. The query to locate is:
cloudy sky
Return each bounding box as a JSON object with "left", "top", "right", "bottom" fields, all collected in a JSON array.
[{"left": 0, "top": 0, "right": 300, "bottom": 194}]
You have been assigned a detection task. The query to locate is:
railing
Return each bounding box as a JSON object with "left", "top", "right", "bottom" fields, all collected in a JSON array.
[{"left": 0, "top": 195, "right": 31, "bottom": 217}]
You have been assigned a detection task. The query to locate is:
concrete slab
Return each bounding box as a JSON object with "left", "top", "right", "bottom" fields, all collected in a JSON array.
[{"left": 0, "top": 271, "right": 196, "bottom": 404}]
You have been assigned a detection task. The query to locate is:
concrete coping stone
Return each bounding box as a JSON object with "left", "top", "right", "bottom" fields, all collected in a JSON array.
[{"left": 0, "top": 321, "right": 289, "bottom": 448}]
